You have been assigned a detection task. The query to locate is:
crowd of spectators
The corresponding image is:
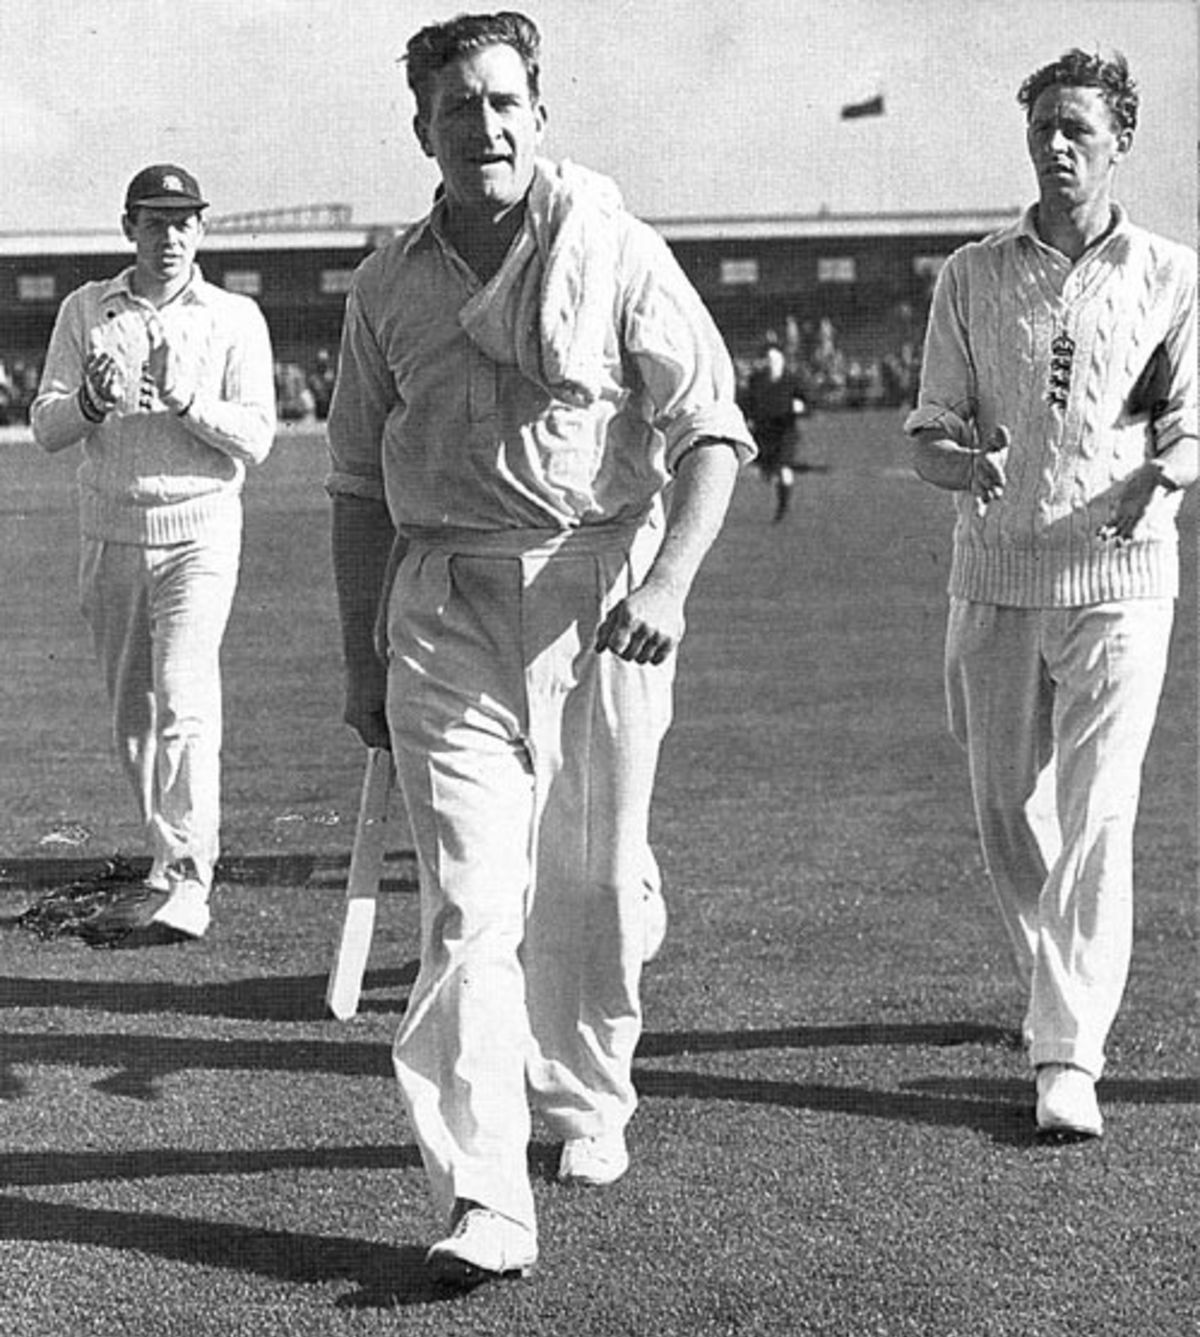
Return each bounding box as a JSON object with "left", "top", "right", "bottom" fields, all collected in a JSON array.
[
  {"left": 0, "top": 349, "right": 341, "bottom": 427},
  {"left": 8, "top": 315, "right": 923, "bottom": 430},
  {"left": 736, "top": 308, "right": 923, "bottom": 412}
]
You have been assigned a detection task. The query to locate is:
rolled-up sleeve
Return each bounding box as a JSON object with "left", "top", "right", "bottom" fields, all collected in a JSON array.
[
  {"left": 619, "top": 223, "right": 754, "bottom": 472},
  {"left": 326, "top": 267, "right": 396, "bottom": 502}
]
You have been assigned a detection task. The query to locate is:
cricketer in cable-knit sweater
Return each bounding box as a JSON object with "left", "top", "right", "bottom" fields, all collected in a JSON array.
[
  {"left": 31, "top": 266, "right": 276, "bottom": 549},
  {"left": 906, "top": 203, "right": 1197, "bottom": 608}
]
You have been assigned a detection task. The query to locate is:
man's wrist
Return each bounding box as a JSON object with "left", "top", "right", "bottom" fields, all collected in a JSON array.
[
  {"left": 1147, "top": 457, "right": 1183, "bottom": 492},
  {"left": 911, "top": 430, "right": 976, "bottom": 493},
  {"left": 964, "top": 446, "right": 987, "bottom": 494},
  {"left": 928, "top": 439, "right": 978, "bottom": 493}
]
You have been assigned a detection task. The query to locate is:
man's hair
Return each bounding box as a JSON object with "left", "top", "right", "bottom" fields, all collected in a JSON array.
[
  {"left": 405, "top": 11, "right": 541, "bottom": 120},
  {"left": 1017, "top": 48, "right": 1139, "bottom": 136}
]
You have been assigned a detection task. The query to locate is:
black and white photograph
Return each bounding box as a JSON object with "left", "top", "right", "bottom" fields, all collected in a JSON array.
[{"left": 1, "top": 2, "right": 1196, "bottom": 1333}]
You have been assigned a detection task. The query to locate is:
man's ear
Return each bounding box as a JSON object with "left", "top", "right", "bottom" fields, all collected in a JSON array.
[
  {"left": 414, "top": 114, "right": 434, "bottom": 158},
  {"left": 121, "top": 213, "right": 136, "bottom": 242}
]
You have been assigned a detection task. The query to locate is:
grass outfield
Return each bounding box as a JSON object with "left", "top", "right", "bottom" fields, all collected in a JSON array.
[{"left": 1, "top": 412, "right": 1197, "bottom": 1337}]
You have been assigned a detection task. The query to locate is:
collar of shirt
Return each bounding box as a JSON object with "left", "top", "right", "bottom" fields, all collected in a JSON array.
[
  {"left": 415, "top": 193, "right": 539, "bottom": 283},
  {"left": 400, "top": 193, "right": 490, "bottom": 265},
  {"left": 397, "top": 210, "right": 437, "bottom": 260},
  {"left": 1012, "top": 200, "right": 1131, "bottom": 259},
  {"left": 100, "top": 264, "right": 208, "bottom": 308}
]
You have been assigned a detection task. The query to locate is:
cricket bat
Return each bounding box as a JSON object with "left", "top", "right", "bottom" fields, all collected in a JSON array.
[{"left": 325, "top": 746, "right": 394, "bottom": 1019}]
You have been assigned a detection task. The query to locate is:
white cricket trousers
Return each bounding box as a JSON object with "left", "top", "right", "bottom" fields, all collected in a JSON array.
[
  {"left": 386, "top": 519, "right": 674, "bottom": 1235},
  {"left": 944, "top": 596, "right": 1174, "bottom": 1079},
  {"left": 79, "top": 533, "right": 241, "bottom": 888}
]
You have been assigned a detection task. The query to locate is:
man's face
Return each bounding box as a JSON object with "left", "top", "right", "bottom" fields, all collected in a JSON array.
[
  {"left": 1026, "top": 84, "right": 1130, "bottom": 209},
  {"left": 122, "top": 207, "right": 205, "bottom": 285},
  {"left": 415, "top": 42, "right": 546, "bottom": 219}
]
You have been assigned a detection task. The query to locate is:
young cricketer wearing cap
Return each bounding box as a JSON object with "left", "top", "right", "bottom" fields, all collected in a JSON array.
[
  {"left": 31, "top": 164, "right": 276, "bottom": 941},
  {"left": 327, "top": 11, "right": 753, "bottom": 1289}
]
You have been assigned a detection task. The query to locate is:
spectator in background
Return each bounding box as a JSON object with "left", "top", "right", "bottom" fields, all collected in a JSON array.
[
  {"left": 274, "top": 359, "right": 315, "bottom": 421},
  {"left": 307, "top": 348, "right": 337, "bottom": 419},
  {"left": 740, "top": 340, "right": 809, "bottom": 521},
  {"left": 881, "top": 341, "right": 920, "bottom": 409},
  {"left": 0, "top": 357, "right": 43, "bottom": 424},
  {"left": 808, "top": 315, "right": 847, "bottom": 406},
  {"left": 0, "top": 358, "right": 14, "bottom": 425},
  {"left": 907, "top": 49, "right": 1196, "bottom": 1140},
  {"left": 843, "top": 358, "right": 876, "bottom": 409},
  {"left": 782, "top": 313, "right": 804, "bottom": 372},
  {"left": 30, "top": 163, "right": 275, "bottom": 944},
  {"left": 16, "top": 359, "right": 42, "bottom": 420}
]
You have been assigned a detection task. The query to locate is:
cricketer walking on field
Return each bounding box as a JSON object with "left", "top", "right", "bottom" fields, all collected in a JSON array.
[
  {"left": 907, "top": 49, "right": 1197, "bottom": 1142},
  {"left": 30, "top": 164, "right": 276, "bottom": 944},
  {"left": 327, "top": 11, "right": 754, "bottom": 1289}
]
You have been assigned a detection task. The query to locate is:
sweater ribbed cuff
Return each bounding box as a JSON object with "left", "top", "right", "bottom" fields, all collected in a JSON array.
[{"left": 78, "top": 382, "right": 108, "bottom": 424}]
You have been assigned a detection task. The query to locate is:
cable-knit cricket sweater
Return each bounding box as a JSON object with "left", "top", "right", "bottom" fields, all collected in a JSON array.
[
  {"left": 906, "top": 204, "right": 1197, "bottom": 607},
  {"left": 31, "top": 266, "right": 276, "bottom": 547}
]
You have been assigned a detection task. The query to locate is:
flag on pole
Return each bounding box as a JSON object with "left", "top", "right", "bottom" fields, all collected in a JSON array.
[{"left": 841, "top": 94, "right": 885, "bottom": 119}]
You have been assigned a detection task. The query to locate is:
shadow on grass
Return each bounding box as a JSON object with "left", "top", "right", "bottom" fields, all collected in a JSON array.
[
  {"left": 0, "top": 964, "right": 418, "bottom": 1022},
  {"left": 907, "top": 1074, "right": 1200, "bottom": 1104},
  {"left": 635, "top": 1021, "right": 1031, "bottom": 1147},
  {"left": 633, "top": 1062, "right": 1200, "bottom": 1147},
  {"left": 633, "top": 1064, "right": 1045, "bottom": 1143},
  {"left": 0, "top": 1140, "right": 561, "bottom": 1309},
  {"left": 637, "top": 1020, "right": 1015, "bottom": 1057},
  {"left": 0, "top": 850, "right": 419, "bottom": 894},
  {"left": 6, "top": 1015, "right": 1194, "bottom": 1141},
  {"left": 0, "top": 1192, "right": 456, "bottom": 1308},
  {"left": 635, "top": 1067, "right": 1025, "bottom": 1142},
  {"left": 3, "top": 1143, "right": 422, "bottom": 1187},
  {"left": 1, "top": 1031, "right": 395, "bottom": 1099},
  {"left": 0, "top": 1020, "right": 1004, "bottom": 1103},
  {"left": 634, "top": 1021, "right": 1199, "bottom": 1145}
]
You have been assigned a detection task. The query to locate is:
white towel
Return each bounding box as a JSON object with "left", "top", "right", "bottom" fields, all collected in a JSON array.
[{"left": 459, "top": 158, "right": 624, "bottom": 407}]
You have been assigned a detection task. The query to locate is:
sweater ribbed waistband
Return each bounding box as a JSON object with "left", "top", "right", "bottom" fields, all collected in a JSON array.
[
  {"left": 950, "top": 538, "right": 1178, "bottom": 605},
  {"left": 80, "top": 486, "right": 243, "bottom": 548}
]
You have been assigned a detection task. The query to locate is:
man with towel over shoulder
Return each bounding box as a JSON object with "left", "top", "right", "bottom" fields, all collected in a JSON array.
[{"left": 326, "top": 10, "right": 754, "bottom": 1289}]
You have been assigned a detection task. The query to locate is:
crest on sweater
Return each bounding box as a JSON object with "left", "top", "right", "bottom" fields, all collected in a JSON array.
[{"left": 1047, "top": 331, "right": 1075, "bottom": 409}]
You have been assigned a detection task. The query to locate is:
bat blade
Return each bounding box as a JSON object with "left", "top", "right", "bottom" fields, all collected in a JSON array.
[{"left": 325, "top": 747, "right": 394, "bottom": 1019}]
